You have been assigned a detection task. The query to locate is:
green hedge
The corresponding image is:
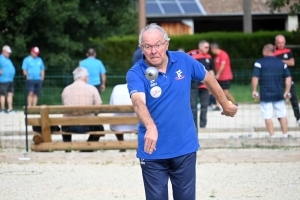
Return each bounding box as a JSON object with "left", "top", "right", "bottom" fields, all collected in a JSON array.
[{"left": 93, "top": 31, "right": 300, "bottom": 76}]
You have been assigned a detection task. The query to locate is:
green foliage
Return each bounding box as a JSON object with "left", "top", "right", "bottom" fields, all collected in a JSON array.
[
  {"left": 0, "top": 0, "right": 138, "bottom": 74},
  {"left": 266, "top": 0, "right": 300, "bottom": 14},
  {"left": 92, "top": 31, "right": 300, "bottom": 75}
]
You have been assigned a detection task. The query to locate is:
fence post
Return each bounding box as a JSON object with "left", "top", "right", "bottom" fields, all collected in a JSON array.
[{"left": 24, "top": 77, "right": 29, "bottom": 152}]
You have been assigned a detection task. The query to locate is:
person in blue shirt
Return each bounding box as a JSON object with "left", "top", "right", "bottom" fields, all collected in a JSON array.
[
  {"left": 22, "top": 47, "right": 45, "bottom": 106},
  {"left": 132, "top": 46, "right": 143, "bottom": 65},
  {"left": 126, "top": 23, "right": 238, "bottom": 200},
  {"left": 0, "top": 45, "right": 16, "bottom": 114},
  {"left": 80, "top": 48, "right": 106, "bottom": 93},
  {"left": 252, "top": 44, "right": 291, "bottom": 138}
]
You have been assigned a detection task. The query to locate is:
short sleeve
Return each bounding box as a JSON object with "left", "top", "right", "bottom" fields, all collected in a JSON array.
[
  {"left": 288, "top": 50, "right": 294, "bottom": 59},
  {"left": 21, "top": 58, "right": 27, "bottom": 70},
  {"left": 93, "top": 87, "right": 102, "bottom": 105},
  {"left": 40, "top": 58, "right": 45, "bottom": 70},
  {"left": 252, "top": 62, "right": 261, "bottom": 77},
  {"left": 126, "top": 69, "right": 146, "bottom": 97},
  {"left": 209, "top": 58, "right": 215, "bottom": 71},
  {"left": 283, "top": 64, "right": 291, "bottom": 78},
  {"left": 189, "top": 55, "right": 206, "bottom": 81},
  {"left": 99, "top": 60, "right": 106, "bottom": 74},
  {"left": 0, "top": 57, "right": 3, "bottom": 69},
  {"left": 110, "top": 87, "right": 116, "bottom": 105},
  {"left": 219, "top": 52, "right": 227, "bottom": 63}
]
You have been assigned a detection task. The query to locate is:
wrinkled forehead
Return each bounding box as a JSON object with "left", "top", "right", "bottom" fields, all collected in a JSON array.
[{"left": 142, "top": 29, "right": 164, "bottom": 44}]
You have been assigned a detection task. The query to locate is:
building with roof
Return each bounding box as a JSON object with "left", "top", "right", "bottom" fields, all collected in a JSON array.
[{"left": 146, "top": 0, "right": 299, "bottom": 35}]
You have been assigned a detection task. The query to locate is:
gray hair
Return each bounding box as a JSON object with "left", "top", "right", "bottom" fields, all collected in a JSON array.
[
  {"left": 138, "top": 23, "right": 171, "bottom": 47},
  {"left": 263, "top": 44, "right": 275, "bottom": 53},
  {"left": 210, "top": 43, "right": 220, "bottom": 49},
  {"left": 73, "top": 67, "right": 88, "bottom": 80},
  {"left": 198, "top": 40, "right": 208, "bottom": 47}
]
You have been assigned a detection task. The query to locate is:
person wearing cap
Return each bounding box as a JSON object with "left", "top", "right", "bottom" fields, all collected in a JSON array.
[
  {"left": 0, "top": 45, "right": 16, "bottom": 114},
  {"left": 22, "top": 47, "right": 45, "bottom": 106},
  {"left": 80, "top": 48, "right": 106, "bottom": 93}
]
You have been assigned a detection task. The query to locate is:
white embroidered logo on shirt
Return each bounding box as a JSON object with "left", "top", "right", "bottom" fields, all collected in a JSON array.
[
  {"left": 175, "top": 70, "right": 185, "bottom": 80},
  {"left": 283, "top": 54, "right": 288, "bottom": 59}
]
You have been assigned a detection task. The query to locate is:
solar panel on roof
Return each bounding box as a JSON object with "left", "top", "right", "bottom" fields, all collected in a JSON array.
[
  {"left": 146, "top": 3, "right": 163, "bottom": 15},
  {"left": 146, "top": 0, "right": 205, "bottom": 16},
  {"left": 161, "top": 3, "right": 181, "bottom": 14},
  {"left": 181, "top": 3, "right": 201, "bottom": 13}
]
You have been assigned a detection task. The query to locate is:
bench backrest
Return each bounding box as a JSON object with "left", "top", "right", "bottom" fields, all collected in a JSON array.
[{"left": 25, "top": 105, "right": 139, "bottom": 142}]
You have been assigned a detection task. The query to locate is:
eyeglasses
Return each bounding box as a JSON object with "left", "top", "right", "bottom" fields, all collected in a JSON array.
[{"left": 142, "top": 41, "right": 167, "bottom": 51}]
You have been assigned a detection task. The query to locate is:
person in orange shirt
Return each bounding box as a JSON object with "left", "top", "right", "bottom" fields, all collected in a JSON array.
[{"left": 211, "top": 43, "right": 236, "bottom": 110}]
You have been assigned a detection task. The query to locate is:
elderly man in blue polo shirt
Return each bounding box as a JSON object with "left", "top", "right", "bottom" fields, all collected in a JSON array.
[
  {"left": 22, "top": 47, "right": 45, "bottom": 106},
  {"left": 0, "top": 45, "right": 16, "bottom": 114},
  {"left": 126, "top": 23, "right": 238, "bottom": 200},
  {"left": 80, "top": 48, "right": 106, "bottom": 93}
]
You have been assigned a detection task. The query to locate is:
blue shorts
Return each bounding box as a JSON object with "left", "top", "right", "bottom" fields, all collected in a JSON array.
[
  {"left": 27, "top": 80, "right": 42, "bottom": 95},
  {"left": 140, "top": 152, "right": 196, "bottom": 200}
]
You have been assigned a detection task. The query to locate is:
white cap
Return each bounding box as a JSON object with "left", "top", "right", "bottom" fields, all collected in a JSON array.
[{"left": 2, "top": 45, "right": 12, "bottom": 53}]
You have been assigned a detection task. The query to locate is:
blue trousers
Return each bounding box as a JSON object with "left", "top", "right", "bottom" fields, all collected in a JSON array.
[{"left": 140, "top": 152, "right": 196, "bottom": 200}]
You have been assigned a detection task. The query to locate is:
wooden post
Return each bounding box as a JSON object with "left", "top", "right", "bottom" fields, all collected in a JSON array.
[
  {"left": 138, "top": 0, "right": 146, "bottom": 33},
  {"left": 40, "top": 105, "right": 52, "bottom": 142},
  {"left": 243, "top": 0, "right": 252, "bottom": 33}
]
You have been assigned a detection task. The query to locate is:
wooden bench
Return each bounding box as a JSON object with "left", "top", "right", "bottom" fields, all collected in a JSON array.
[{"left": 25, "top": 105, "right": 139, "bottom": 152}]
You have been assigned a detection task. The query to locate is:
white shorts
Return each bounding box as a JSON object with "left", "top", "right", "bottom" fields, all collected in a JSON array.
[{"left": 260, "top": 101, "right": 286, "bottom": 119}]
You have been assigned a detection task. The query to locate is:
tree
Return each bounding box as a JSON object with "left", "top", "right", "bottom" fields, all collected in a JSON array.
[
  {"left": 266, "top": 0, "right": 300, "bottom": 14},
  {"left": 0, "top": 0, "right": 138, "bottom": 73}
]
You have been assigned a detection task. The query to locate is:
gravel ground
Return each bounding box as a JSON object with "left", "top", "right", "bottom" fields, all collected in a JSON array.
[{"left": 1, "top": 159, "right": 299, "bottom": 200}]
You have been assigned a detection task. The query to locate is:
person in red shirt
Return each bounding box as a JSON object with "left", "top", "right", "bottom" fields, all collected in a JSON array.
[
  {"left": 211, "top": 43, "right": 236, "bottom": 110},
  {"left": 274, "top": 35, "right": 300, "bottom": 126},
  {"left": 187, "top": 40, "right": 215, "bottom": 128}
]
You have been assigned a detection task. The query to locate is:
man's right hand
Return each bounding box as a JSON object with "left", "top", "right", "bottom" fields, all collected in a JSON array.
[{"left": 144, "top": 125, "right": 158, "bottom": 154}]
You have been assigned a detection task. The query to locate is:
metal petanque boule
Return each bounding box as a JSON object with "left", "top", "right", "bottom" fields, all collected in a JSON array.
[{"left": 145, "top": 67, "right": 158, "bottom": 80}]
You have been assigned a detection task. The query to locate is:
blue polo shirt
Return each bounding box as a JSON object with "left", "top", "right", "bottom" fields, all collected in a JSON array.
[
  {"left": 22, "top": 56, "right": 45, "bottom": 80},
  {"left": 80, "top": 57, "right": 106, "bottom": 86},
  {"left": 252, "top": 56, "right": 290, "bottom": 102},
  {"left": 0, "top": 54, "right": 15, "bottom": 82},
  {"left": 126, "top": 51, "right": 207, "bottom": 159}
]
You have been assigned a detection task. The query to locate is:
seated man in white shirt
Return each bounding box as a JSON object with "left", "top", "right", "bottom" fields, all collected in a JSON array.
[{"left": 110, "top": 84, "right": 138, "bottom": 143}]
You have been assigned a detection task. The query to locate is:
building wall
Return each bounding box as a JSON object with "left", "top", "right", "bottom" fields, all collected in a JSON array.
[{"left": 160, "top": 22, "right": 192, "bottom": 36}]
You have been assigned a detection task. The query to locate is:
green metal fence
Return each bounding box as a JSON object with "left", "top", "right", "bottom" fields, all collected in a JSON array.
[{"left": 1, "top": 59, "right": 300, "bottom": 152}]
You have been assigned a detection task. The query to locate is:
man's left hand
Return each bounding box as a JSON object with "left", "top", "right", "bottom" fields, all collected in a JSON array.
[
  {"left": 221, "top": 103, "right": 238, "bottom": 117},
  {"left": 100, "top": 84, "right": 106, "bottom": 92}
]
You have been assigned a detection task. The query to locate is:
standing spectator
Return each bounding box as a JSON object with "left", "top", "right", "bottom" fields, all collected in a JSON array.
[
  {"left": 0, "top": 45, "right": 15, "bottom": 113},
  {"left": 187, "top": 40, "right": 215, "bottom": 128},
  {"left": 274, "top": 34, "right": 300, "bottom": 126},
  {"left": 22, "top": 47, "right": 45, "bottom": 107},
  {"left": 109, "top": 83, "right": 138, "bottom": 145},
  {"left": 211, "top": 43, "right": 236, "bottom": 110},
  {"left": 61, "top": 67, "right": 104, "bottom": 145},
  {"left": 126, "top": 23, "right": 238, "bottom": 200},
  {"left": 252, "top": 44, "right": 291, "bottom": 138},
  {"left": 132, "top": 46, "right": 143, "bottom": 65},
  {"left": 80, "top": 48, "right": 106, "bottom": 93}
]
